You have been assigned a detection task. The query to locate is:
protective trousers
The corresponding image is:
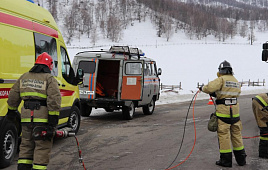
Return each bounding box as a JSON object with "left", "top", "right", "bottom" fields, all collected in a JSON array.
[
  {"left": 18, "top": 125, "right": 53, "bottom": 170},
  {"left": 217, "top": 119, "right": 246, "bottom": 166},
  {"left": 259, "top": 127, "right": 268, "bottom": 158}
]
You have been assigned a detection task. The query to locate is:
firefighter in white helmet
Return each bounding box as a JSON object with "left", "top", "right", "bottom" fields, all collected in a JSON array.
[
  {"left": 199, "top": 60, "right": 246, "bottom": 167},
  {"left": 7, "top": 52, "right": 61, "bottom": 170},
  {"left": 252, "top": 93, "right": 268, "bottom": 158}
]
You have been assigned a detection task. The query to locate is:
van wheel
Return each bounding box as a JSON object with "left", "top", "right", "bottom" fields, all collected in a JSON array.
[
  {"left": 68, "top": 106, "right": 81, "bottom": 134},
  {"left": 122, "top": 102, "right": 135, "bottom": 120},
  {"left": 81, "top": 104, "right": 92, "bottom": 117},
  {"left": 143, "top": 99, "right": 155, "bottom": 115},
  {"left": 0, "top": 122, "right": 18, "bottom": 168}
]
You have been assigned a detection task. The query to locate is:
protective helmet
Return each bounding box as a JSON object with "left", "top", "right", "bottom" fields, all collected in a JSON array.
[
  {"left": 35, "top": 52, "right": 53, "bottom": 70},
  {"left": 218, "top": 60, "right": 233, "bottom": 75}
]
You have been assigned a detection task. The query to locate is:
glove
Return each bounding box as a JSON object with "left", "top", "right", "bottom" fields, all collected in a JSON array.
[
  {"left": 199, "top": 85, "right": 203, "bottom": 91},
  {"left": 6, "top": 109, "right": 17, "bottom": 123},
  {"left": 45, "top": 126, "right": 55, "bottom": 141},
  {"left": 210, "top": 92, "right": 217, "bottom": 97}
]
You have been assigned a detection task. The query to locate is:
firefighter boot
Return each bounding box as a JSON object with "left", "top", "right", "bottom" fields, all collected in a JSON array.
[
  {"left": 216, "top": 153, "right": 232, "bottom": 167},
  {"left": 233, "top": 149, "right": 247, "bottom": 166},
  {"left": 259, "top": 139, "right": 268, "bottom": 158},
  {"left": 17, "top": 163, "right": 32, "bottom": 170}
]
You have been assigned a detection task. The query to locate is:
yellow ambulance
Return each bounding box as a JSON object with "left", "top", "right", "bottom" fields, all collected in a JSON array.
[{"left": 0, "top": 0, "right": 83, "bottom": 168}]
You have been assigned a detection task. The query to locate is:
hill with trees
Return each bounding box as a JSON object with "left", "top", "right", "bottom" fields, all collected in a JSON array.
[{"left": 35, "top": 0, "right": 268, "bottom": 44}]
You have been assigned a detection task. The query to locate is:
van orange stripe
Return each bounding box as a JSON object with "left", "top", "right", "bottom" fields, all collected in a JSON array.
[
  {"left": 88, "top": 59, "right": 96, "bottom": 99},
  {"left": 0, "top": 12, "right": 58, "bottom": 38}
]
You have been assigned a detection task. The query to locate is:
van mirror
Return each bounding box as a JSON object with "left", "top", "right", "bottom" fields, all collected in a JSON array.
[
  {"left": 76, "top": 68, "right": 84, "bottom": 83},
  {"left": 157, "top": 68, "right": 162, "bottom": 75}
]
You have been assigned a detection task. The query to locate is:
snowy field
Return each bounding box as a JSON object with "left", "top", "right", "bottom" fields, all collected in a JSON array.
[{"left": 66, "top": 20, "right": 268, "bottom": 106}]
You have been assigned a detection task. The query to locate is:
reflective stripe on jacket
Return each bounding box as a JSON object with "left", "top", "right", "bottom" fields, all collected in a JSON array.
[
  {"left": 7, "top": 71, "right": 61, "bottom": 125},
  {"left": 202, "top": 74, "right": 241, "bottom": 119}
]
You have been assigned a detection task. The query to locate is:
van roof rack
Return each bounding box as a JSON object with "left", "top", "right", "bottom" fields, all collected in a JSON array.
[
  {"left": 109, "top": 46, "right": 144, "bottom": 60},
  {"left": 76, "top": 49, "right": 107, "bottom": 55}
]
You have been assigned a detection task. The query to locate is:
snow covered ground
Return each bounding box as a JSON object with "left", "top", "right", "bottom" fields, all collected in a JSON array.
[{"left": 66, "top": 20, "right": 268, "bottom": 106}]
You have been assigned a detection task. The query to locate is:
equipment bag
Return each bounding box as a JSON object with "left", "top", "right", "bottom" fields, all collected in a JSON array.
[{"left": 208, "top": 112, "right": 218, "bottom": 132}]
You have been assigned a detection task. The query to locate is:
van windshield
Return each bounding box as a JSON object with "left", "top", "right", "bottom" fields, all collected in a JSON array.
[{"left": 78, "top": 61, "right": 96, "bottom": 74}]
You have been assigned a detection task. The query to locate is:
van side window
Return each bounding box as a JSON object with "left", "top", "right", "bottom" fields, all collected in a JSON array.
[
  {"left": 125, "top": 62, "right": 142, "bottom": 75},
  {"left": 34, "top": 33, "right": 58, "bottom": 76},
  {"left": 144, "top": 63, "right": 152, "bottom": 76},
  {"left": 151, "top": 63, "right": 156, "bottom": 76},
  {"left": 147, "top": 63, "right": 152, "bottom": 76},
  {"left": 144, "top": 63, "right": 149, "bottom": 76},
  {"left": 78, "top": 61, "right": 96, "bottom": 74},
  {"left": 60, "top": 47, "right": 76, "bottom": 85}
]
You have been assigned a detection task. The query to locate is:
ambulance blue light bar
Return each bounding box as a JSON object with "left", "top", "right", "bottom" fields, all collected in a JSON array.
[{"left": 26, "top": 0, "right": 35, "bottom": 3}]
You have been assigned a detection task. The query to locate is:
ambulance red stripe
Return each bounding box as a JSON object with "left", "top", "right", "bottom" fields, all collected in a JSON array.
[
  {"left": 0, "top": 12, "right": 58, "bottom": 38},
  {"left": 0, "top": 88, "right": 11, "bottom": 99},
  {"left": 60, "top": 89, "right": 74, "bottom": 97}
]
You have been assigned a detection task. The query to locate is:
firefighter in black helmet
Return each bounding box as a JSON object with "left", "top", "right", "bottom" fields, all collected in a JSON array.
[{"left": 199, "top": 60, "right": 247, "bottom": 167}]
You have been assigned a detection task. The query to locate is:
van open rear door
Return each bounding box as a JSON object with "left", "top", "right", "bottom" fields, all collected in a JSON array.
[
  {"left": 121, "top": 61, "right": 144, "bottom": 100},
  {"left": 78, "top": 59, "right": 98, "bottom": 99}
]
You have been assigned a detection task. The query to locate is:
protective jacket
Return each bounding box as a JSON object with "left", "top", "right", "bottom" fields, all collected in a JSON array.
[
  {"left": 252, "top": 93, "right": 268, "bottom": 128},
  {"left": 202, "top": 74, "right": 241, "bottom": 124},
  {"left": 7, "top": 65, "right": 61, "bottom": 127}
]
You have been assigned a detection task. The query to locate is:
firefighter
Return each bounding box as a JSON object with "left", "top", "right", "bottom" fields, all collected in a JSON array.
[
  {"left": 7, "top": 52, "right": 61, "bottom": 170},
  {"left": 199, "top": 60, "right": 246, "bottom": 167},
  {"left": 252, "top": 93, "right": 268, "bottom": 158}
]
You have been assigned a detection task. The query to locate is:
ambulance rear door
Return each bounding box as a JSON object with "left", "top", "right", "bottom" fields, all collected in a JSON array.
[{"left": 121, "top": 60, "right": 144, "bottom": 100}]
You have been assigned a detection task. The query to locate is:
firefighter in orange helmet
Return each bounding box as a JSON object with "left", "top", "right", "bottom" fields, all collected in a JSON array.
[
  {"left": 199, "top": 60, "right": 246, "bottom": 167},
  {"left": 7, "top": 52, "right": 61, "bottom": 170}
]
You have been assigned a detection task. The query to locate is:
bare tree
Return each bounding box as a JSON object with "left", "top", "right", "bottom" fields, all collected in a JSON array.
[
  {"left": 156, "top": 15, "right": 163, "bottom": 37},
  {"left": 239, "top": 21, "right": 248, "bottom": 38},
  {"left": 47, "top": 0, "right": 58, "bottom": 21},
  {"left": 163, "top": 16, "right": 174, "bottom": 41},
  {"left": 107, "top": 15, "right": 122, "bottom": 42},
  {"left": 248, "top": 21, "right": 256, "bottom": 45},
  {"left": 63, "top": 1, "right": 80, "bottom": 45},
  {"left": 90, "top": 25, "right": 98, "bottom": 46}
]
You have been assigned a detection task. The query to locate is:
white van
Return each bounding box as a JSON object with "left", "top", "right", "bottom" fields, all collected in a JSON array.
[{"left": 73, "top": 46, "right": 162, "bottom": 120}]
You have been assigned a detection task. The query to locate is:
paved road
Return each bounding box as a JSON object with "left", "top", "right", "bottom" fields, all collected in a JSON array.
[{"left": 6, "top": 93, "right": 268, "bottom": 170}]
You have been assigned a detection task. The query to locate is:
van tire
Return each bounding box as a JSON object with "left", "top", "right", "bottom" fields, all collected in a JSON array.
[
  {"left": 104, "top": 108, "right": 114, "bottom": 112},
  {"left": 0, "top": 122, "right": 18, "bottom": 169},
  {"left": 143, "top": 99, "right": 155, "bottom": 115},
  {"left": 81, "top": 104, "right": 92, "bottom": 117},
  {"left": 68, "top": 106, "right": 81, "bottom": 134},
  {"left": 122, "top": 102, "right": 135, "bottom": 120}
]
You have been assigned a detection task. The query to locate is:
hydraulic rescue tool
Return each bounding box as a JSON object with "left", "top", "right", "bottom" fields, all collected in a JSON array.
[
  {"left": 33, "top": 127, "right": 75, "bottom": 139},
  {"left": 32, "top": 127, "right": 87, "bottom": 170}
]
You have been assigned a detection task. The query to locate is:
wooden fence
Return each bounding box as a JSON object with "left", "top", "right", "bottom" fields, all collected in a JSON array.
[
  {"left": 197, "top": 79, "right": 265, "bottom": 89},
  {"left": 161, "top": 79, "right": 266, "bottom": 93},
  {"left": 240, "top": 79, "right": 265, "bottom": 87},
  {"left": 160, "top": 82, "right": 182, "bottom": 93}
]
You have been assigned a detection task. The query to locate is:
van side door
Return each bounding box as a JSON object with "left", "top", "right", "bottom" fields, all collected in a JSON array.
[{"left": 121, "top": 61, "right": 144, "bottom": 100}]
